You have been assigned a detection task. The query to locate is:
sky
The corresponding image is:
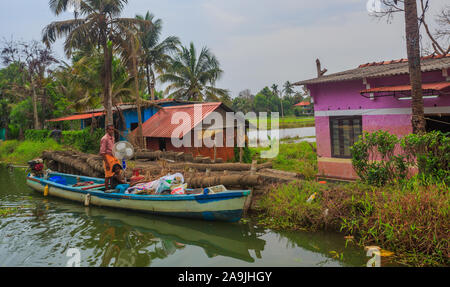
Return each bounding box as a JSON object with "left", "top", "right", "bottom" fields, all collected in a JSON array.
[{"left": 0, "top": 0, "right": 448, "bottom": 98}]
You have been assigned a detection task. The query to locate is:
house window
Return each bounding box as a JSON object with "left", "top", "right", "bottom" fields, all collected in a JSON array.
[{"left": 330, "top": 116, "right": 362, "bottom": 158}]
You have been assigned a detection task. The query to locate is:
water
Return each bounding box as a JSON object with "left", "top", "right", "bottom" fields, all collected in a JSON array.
[
  {"left": 248, "top": 127, "right": 316, "bottom": 144},
  {"left": 0, "top": 165, "right": 369, "bottom": 267}
]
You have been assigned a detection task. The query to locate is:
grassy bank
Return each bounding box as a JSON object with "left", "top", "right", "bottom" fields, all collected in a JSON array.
[
  {"left": 250, "top": 141, "right": 318, "bottom": 179},
  {"left": 0, "top": 139, "right": 63, "bottom": 164},
  {"left": 257, "top": 179, "right": 449, "bottom": 266}
]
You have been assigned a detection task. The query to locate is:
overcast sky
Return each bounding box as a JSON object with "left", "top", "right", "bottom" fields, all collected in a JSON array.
[{"left": 0, "top": 0, "right": 448, "bottom": 98}]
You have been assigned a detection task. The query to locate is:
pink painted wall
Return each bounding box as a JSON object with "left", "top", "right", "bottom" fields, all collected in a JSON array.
[{"left": 308, "top": 69, "right": 449, "bottom": 179}]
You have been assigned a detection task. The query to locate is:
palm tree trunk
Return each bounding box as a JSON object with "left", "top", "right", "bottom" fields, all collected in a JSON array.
[
  {"left": 404, "top": 0, "right": 426, "bottom": 134},
  {"left": 31, "top": 80, "right": 40, "bottom": 130},
  {"left": 132, "top": 41, "right": 144, "bottom": 148},
  {"left": 151, "top": 71, "right": 156, "bottom": 101},
  {"left": 103, "top": 42, "right": 114, "bottom": 128},
  {"left": 145, "top": 64, "right": 153, "bottom": 100}
]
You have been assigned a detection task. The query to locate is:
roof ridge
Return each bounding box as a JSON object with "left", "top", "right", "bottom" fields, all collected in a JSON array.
[
  {"left": 162, "top": 102, "right": 222, "bottom": 109},
  {"left": 358, "top": 54, "right": 450, "bottom": 68}
]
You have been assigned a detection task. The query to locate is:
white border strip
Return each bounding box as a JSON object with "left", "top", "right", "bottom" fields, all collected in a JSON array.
[{"left": 315, "top": 106, "right": 450, "bottom": 117}]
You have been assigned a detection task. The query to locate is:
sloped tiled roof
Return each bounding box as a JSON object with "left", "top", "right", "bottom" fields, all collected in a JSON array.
[
  {"left": 294, "top": 54, "right": 450, "bottom": 86},
  {"left": 138, "top": 102, "right": 223, "bottom": 138}
]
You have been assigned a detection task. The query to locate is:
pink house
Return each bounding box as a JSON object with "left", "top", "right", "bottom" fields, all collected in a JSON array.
[{"left": 294, "top": 54, "right": 450, "bottom": 180}]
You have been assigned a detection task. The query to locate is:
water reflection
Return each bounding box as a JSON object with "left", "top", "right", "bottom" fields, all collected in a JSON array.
[
  {"left": 61, "top": 206, "right": 267, "bottom": 266},
  {"left": 0, "top": 165, "right": 369, "bottom": 267}
]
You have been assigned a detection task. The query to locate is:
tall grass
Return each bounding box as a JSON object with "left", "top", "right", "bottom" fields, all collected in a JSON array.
[{"left": 259, "top": 178, "right": 449, "bottom": 266}]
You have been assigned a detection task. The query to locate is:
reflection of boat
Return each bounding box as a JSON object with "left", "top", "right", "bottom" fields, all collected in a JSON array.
[
  {"left": 89, "top": 208, "right": 266, "bottom": 263},
  {"left": 26, "top": 172, "right": 250, "bottom": 222},
  {"left": 47, "top": 199, "right": 266, "bottom": 263}
]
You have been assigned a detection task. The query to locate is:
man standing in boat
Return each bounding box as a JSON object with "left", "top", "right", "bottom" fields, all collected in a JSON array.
[{"left": 100, "top": 124, "right": 120, "bottom": 190}]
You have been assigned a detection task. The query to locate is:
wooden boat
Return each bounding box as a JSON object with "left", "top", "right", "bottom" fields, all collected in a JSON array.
[{"left": 26, "top": 171, "right": 250, "bottom": 222}]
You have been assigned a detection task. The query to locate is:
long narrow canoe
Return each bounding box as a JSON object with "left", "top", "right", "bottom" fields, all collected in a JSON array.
[{"left": 26, "top": 172, "right": 250, "bottom": 222}]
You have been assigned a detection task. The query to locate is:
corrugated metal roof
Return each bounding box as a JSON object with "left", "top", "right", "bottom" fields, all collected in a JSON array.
[
  {"left": 138, "top": 102, "right": 223, "bottom": 138},
  {"left": 82, "top": 99, "right": 194, "bottom": 113},
  {"left": 295, "top": 101, "right": 311, "bottom": 106},
  {"left": 46, "top": 112, "right": 105, "bottom": 122},
  {"left": 294, "top": 55, "right": 450, "bottom": 86}
]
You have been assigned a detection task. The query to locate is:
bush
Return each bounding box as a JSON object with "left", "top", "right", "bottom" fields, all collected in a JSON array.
[
  {"left": 62, "top": 129, "right": 104, "bottom": 153},
  {"left": 351, "top": 130, "right": 449, "bottom": 186},
  {"left": 23, "top": 128, "right": 104, "bottom": 154},
  {"left": 24, "top": 129, "right": 51, "bottom": 142},
  {"left": 401, "top": 131, "right": 450, "bottom": 184}
]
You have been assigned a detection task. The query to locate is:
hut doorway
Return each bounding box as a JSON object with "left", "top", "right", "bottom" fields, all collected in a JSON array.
[{"left": 159, "top": 138, "right": 166, "bottom": 151}]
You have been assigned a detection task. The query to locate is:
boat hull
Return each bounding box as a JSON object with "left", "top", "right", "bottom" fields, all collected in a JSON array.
[{"left": 26, "top": 173, "right": 250, "bottom": 222}]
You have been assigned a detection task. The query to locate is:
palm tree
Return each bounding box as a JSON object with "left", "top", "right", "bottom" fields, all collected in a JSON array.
[
  {"left": 135, "top": 11, "right": 180, "bottom": 100},
  {"left": 271, "top": 84, "right": 283, "bottom": 118},
  {"left": 42, "top": 0, "right": 151, "bottom": 127},
  {"left": 283, "top": 81, "right": 294, "bottom": 99},
  {"left": 159, "top": 42, "right": 229, "bottom": 102}
]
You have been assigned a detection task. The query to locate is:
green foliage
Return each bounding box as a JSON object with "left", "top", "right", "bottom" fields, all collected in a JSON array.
[
  {"left": 61, "top": 129, "right": 104, "bottom": 153},
  {"left": 9, "top": 99, "right": 37, "bottom": 132},
  {"left": 233, "top": 146, "right": 253, "bottom": 163},
  {"left": 258, "top": 179, "right": 449, "bottom": 266},
  {"left": 159, "top": 42, "right": 229, "bottom": 102},
  {"left": 351, "top": 130, "right": 449, "bottom": 186},
  {"left": 339, "top": 180, "right": 449, "bottom": 266},
  {"left": 401, "top": 131, "right": 450, "bottom": 184},
  {"left": 25, "top": 129, "right": 51, "bottom": 142},
  {"left": 22, "top": 128, "right": 104, "bottom": 154},
  {"left": 232, "top": 84, "right": 311, "bottom": 116}
]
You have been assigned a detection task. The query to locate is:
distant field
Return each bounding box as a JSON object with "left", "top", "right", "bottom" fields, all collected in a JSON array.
[{"left": 249, "top": 116, "right": 315, "bottom": 129}]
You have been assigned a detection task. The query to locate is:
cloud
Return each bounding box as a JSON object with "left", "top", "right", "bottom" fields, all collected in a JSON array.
[
  {"left": 212, "top": 9, "right": 407, "bottom": 97},
  {"left": 201, "top": 2, "right": 246, "bottom": 29}
]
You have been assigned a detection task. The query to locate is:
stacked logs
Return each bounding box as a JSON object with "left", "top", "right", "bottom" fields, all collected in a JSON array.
[{"left": 42, "top": 150, "right": 104, "bottom": 178}]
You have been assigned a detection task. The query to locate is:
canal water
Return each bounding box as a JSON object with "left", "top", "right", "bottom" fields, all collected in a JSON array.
[{"left": 0, "top": 165, "right": 369, "bottom": 267}]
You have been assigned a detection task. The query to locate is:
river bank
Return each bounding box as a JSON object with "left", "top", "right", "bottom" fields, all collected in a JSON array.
[{"left": 256, "top": 179, "right": 449, "bottom": 267}]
